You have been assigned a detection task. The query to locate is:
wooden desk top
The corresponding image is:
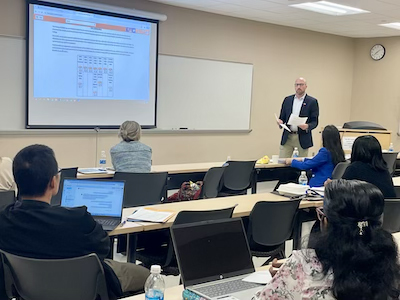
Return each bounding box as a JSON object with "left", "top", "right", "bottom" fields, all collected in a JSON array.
[
  {"left": 77, "top": 161, "right": 288, "bottom": 179},
  {"left": 126, "top": 265, "right": 272, "bottom": 300},
  {"left": 109, "top": 192, "right": 323, "bottom": 236},
  {"left": 393, "top": 177, "right": 400, "bottom": 186}
]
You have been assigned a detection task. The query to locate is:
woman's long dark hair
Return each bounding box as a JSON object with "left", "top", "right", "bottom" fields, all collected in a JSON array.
[
  {"left": 322, "top": 125, "right": 345, "bottom": 166},
  {"left": 351, "top": 135, "right": 387, "bottom": 171},
  {"left": 314, "top": 180, "right": 400, "bottom": 300}
]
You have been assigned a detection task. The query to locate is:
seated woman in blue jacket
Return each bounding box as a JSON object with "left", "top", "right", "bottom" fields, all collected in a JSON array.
[{"left": 285, "top": 125, "right": 345, "bottom": 187}]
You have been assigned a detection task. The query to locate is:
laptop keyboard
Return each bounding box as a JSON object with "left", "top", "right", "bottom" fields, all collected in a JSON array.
[
  {"left": 95, "top": 219, "right": 119, "bottom": 226},
  {"left": 195, "top": 279, "right": 260, "bottom": 298}
]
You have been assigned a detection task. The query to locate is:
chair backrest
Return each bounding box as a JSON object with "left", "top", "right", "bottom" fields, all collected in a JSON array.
[
  {"left": 0, "top": 191, "right": 16, "bottom": 212},
  {"left": 382, "top": 152, "right": 398, "bottom": 176},
  {"left": 395, "top": 186, "right": 400, "bottom": 198},
  {"left": 247, "top": 200, "right": 301, "bottom": 246},
  {"left": 1, "top": 251, "right": 109, "bottom": 300},
  {"left": 173, "top": 206, "right": 235, "bottom": 226},
  {"left": 222, "top": 161, "right": 256, "bottom": 191},
  {"left": 113, "top": 172, "right": 168, "bottom": 208},
  {"left": 200, "top": 167, "right": 225, "bottom": 199},
  {"left": 331, "top": 161, "right": 350, "bottom": 179},
  {"left": 51, "top": 167, "right": 78, "bottom": 206},
  {"left": 382, "top": 199, "right": 400, "bottom": 233}
]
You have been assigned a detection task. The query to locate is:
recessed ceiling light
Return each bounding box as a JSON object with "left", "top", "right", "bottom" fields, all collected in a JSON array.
[
  {"left": 379, "top": 23, "right": 400, "bottom": 30},
  {"left": 290, "top": 1, "right": 370, "bottom": 16}
]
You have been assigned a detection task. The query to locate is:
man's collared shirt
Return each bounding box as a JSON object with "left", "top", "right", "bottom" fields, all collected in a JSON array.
[{"left": 290, "top": 94, "right": 305, "bottom": 132}]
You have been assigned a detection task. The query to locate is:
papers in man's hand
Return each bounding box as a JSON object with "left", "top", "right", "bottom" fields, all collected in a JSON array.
[
  {"left": 287, "top": 114, "right": 307, "bottom": 126},
  {"left": 127, "top": 207, "right": 175, "bottom": 223},
  {"left": 242, "top": 271, "right": 272, "bottom": 284},
  {"left": 277, "top": 183, "right": 310, "bottom": 197},
  {"left": 78, "top": 168, "right": 108, "bottom": 174},
  {"left": 274, "top": 113, "right": 291, "bottom": 132}
]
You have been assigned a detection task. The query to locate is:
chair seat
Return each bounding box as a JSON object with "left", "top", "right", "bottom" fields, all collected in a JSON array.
[{"left": 249, "top": 243, "right": 285, "bottom": 258}]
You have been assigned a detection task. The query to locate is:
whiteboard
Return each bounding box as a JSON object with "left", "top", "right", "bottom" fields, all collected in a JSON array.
[
  {"left": 0, "top": 36, "right": 25, "bottom": 130},
  {"left": 0, "top": 36, "right": 253, "bottom": 131},
  {"left": 157, "top": 55, "right": 253, "bottom": 130}
]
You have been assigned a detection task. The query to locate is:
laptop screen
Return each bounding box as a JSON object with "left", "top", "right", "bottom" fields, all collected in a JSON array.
[
  {"left": 61, "top": 179, "right": 124, "bottom": 217},
  {"left": 171, "top": 218, "right": 255, "bottom": 287}
]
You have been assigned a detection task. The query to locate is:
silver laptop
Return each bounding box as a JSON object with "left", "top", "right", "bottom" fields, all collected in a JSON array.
[
  {"left": 61, "top": 179, "right": 125, "bottom": 231},
  {"left": 171, "top": 218, "right": 262, "bottom": 300}
]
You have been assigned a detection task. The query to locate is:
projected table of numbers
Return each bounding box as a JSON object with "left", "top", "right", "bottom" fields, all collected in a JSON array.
[{"left": 77, "top": 56, "right": 114, "bottom": 98}]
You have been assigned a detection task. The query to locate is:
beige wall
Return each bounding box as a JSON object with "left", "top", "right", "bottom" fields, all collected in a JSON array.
[
  {"left": 351, "top": 37, "right": 400, "bottom": 149},
  {"left": 0, "top": 0, "right": 355, "bottom": 167}
]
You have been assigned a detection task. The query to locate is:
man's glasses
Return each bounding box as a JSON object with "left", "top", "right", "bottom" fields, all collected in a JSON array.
[
  {"left": 316, "top": 207, "right": 325, "bottom": 221},
  {"left": 294, "top": 83, "right": 305, "bottom": 87}
]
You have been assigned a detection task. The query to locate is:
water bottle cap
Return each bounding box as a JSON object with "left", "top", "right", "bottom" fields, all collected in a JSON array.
[{"left": 150, "top": 265, "right": 161, "bottom": 274}]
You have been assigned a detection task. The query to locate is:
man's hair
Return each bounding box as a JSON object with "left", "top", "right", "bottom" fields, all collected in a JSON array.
[{"left": 13, "top": 144, "right": 58, "bottom": 197}]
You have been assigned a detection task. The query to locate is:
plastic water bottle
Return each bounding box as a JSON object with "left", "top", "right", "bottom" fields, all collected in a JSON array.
[
  {"left": 298, "top": 171, "right": 308, "bottom": 185},
  {"left": 389, "top": 143, "right": 394, "bottom": 152},
  {"left": 99, "top": 150, "right": 107, "bottom": 169},
  {"left": 145, "top": 265, "right": 165, "bottom": 300},
  {"left": 292, "top": 147, "right": 299, "bottom": 158}
]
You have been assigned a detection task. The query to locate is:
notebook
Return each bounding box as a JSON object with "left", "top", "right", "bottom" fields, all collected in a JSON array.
[
  {"left": 61, "top": 179, "right": 125, "bottom": 231},
  {"left": 171, "top": 218, "right": 262, "bottom": 300}
]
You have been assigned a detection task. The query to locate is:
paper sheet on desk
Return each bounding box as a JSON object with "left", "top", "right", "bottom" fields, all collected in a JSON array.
[
  {"left": 287, "top": 114, "right": 307, "bottom": 126},
  {"left": 127, "top": 207, "right": 174, "bottom": 223},
  {"left": 122, "top": 221, "right": 143, "bottom": 229},
  {"left": 242, "top": 271, "right": 272, "bottom": 284},
  {"left": 274, "top": 113, "right": 291, "bottom": 132}
]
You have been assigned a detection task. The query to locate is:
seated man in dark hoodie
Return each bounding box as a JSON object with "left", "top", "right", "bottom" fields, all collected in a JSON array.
[{"left": 0, "top": 144, "right": 149, "bottom": 299}]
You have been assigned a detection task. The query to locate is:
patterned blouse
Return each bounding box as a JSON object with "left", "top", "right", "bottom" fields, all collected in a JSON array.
[{"left": 259, "top": 249, "right": 334, "bottom": 300}]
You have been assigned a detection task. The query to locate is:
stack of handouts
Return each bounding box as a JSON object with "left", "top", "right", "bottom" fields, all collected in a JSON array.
[{"left": 127, "top": 207, "right": 175, "bottom": 223}]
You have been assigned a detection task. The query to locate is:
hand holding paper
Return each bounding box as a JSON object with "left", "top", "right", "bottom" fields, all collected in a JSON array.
[
  {"left": 287, "top": 114, "right": 307, "bottom": 126},
  {"left": 274, "top": 113, "right": 291, "bottom": 132}
]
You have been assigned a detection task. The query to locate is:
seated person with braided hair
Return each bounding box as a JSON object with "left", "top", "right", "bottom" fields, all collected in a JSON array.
[{"left": 258, "top": 179, "right": 400, "bottom": 300}]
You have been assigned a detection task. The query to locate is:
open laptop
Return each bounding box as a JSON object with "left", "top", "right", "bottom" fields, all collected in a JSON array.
[
  {"left": 171, "top": 218, "right": 262, "bottom": 300},
  {"left": 61, "top": 179, "right": 125, "bottom": 231}
]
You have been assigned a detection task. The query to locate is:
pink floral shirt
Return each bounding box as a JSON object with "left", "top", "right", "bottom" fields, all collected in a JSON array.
[{"left": 259, "top": 249, "right": 334, "bottom": 300}]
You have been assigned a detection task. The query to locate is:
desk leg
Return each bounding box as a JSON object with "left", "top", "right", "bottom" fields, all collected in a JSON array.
[
  {"left": 293, "top": 212, "right": 302, "bottom": 250},
  {"left": 293, "top": 208, "right": 318, "bottom": 250},
  {"left": 251, "top": 170, "right": 258, "bottom": 194},
  {"left": 127, "top": 233, "right": 138, "bottom": 263}
]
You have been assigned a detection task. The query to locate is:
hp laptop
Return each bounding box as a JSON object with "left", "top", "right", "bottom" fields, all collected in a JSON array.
[
  {"left": 61, "top": 179, "right": 125, "bottom": 231},
  {"left": 171, "top": 218, "right": 262, "bottom": 300}
]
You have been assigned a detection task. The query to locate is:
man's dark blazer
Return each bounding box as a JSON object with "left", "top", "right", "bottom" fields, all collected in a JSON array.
[{"left": 279, "top": 94, "right": 319, "bottom": 149}]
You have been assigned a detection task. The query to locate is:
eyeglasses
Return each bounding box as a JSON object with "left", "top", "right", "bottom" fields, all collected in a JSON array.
[
  {"left": 294, "top": 83, "right": 305, "bottom": 87},
  {"left": 316, "top": 207, "right": 325, "bottom": 221},
  {"left": 56, "top": 168, "right": 62, "bottom": 176}
]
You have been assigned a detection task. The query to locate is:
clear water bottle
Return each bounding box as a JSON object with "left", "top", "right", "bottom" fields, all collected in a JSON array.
[
  {"left": 292, "top": 147, "right": 299, "bottom": 158},
  {"left": 389, "top": 143, "right": 394, "bottom": 152},
  {"left": 145, "top": 265, "right": 165, "bottom": 300},
  {"left": 99, "top": 150, "right": 107, "bottom": 170},
  {"left": 298, "top": 171, "right": 308, "bottom": 185}
]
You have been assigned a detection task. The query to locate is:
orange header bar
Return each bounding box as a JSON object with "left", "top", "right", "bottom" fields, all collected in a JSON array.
[{"left": 96, "top": 23, "right": 126, "bottom": 32}]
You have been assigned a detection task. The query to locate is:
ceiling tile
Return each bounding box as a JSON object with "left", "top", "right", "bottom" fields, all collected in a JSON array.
[{"left": 148, "top": 0, "right": 400, "bottom": 37}]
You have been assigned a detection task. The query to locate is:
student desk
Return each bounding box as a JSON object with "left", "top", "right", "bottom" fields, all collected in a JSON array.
[
  {"left": 108, "top": 192, "right": 323, "bottom": 262},
  {"left": 77, "top": 162, "right": 297, "bottom": 193}
]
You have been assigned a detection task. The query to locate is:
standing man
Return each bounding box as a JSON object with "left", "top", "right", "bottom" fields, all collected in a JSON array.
[{"left": 277, "top": 77, "right": 319, "bottom": 158}]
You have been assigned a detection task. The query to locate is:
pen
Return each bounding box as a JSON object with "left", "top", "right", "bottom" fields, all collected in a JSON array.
[{"left": 120, "top": 220, "right": 126, "bottom": 227}]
